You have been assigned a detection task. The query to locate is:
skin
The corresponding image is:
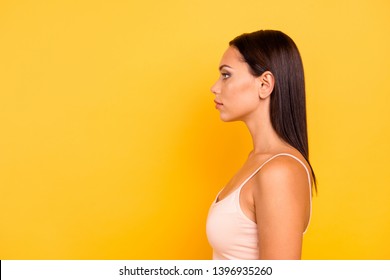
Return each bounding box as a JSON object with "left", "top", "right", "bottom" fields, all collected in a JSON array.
[{"left": 210, "top": 46, "right": 311, "bottom": 260}]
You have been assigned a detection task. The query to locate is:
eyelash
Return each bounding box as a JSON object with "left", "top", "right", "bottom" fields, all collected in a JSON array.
[{"left": 221, "top": 72, "right": 230, "bottom": 79}]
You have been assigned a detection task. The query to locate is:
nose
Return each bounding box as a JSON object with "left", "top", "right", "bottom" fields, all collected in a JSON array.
[{"left": 210, "top": 80, "right": 220, "bottom": 95}]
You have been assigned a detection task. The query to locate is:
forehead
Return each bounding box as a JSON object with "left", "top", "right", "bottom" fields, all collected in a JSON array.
[{"left": 219, "top": 46, "right": 246, "bottom": 69}]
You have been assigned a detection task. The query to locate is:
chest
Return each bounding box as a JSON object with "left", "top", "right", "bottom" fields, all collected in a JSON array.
[{"left": 216, "top": 156, "right": 269, "bottom": 203}]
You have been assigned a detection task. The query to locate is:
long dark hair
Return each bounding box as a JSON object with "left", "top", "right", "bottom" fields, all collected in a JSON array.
[{"left": 230, "top": 30, "right": 316, "bottom": 189}]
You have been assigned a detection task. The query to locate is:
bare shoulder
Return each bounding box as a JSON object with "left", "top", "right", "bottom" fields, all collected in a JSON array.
[
  {"left": 253, "top": 154, "right": 310, "bottom": 195},
  {"left": 251, "top": 154, "right": 311, "bottom": 259},
  {"left": 252, "top": 154, "right": 311, "bottom": 236}
]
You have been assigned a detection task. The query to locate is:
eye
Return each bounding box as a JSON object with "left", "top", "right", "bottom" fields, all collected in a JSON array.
[{"left": 221, "top": 72, "right": 231, "bottom": 79}]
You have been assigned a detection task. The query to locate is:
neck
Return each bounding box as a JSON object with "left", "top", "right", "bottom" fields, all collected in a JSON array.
[{"left": 244, "top": 107, "right": 286, "bottom": 155}]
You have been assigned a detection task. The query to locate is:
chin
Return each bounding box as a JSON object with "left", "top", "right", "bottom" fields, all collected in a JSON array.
[{"left": 219, "top": 114, "right": 239, "bottom": 123}]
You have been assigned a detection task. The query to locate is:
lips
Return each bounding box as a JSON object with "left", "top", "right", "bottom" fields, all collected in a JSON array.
[
  {"left": 214, "top": 100, "right": 223, "bottom": 110},
  {"left": 214, "top": 100, "right": 223, "bottom": 106}
]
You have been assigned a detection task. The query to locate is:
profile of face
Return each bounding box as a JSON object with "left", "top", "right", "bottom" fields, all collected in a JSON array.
[{"left": 211, "top": 47, "right": 268, "bottom": 123}]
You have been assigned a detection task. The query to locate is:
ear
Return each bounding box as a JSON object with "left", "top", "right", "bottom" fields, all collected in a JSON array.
[{"left": 257, "top": 71, "right": 275, "bottom": 99}]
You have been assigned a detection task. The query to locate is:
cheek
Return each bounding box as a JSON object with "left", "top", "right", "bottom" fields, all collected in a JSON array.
[
  {"left": 220, "top": 80, "right": 259, "bottom": 121},
  {"left": 228, "top": 78, "right": 258, "bottom": 104}
]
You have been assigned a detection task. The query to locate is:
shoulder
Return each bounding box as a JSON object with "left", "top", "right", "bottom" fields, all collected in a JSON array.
[
  {"left": 252, "top": 154, "right": 310, "bottom": 199},
  {"left": 250, "top": 154, "right": 311, "bottom": 259}
]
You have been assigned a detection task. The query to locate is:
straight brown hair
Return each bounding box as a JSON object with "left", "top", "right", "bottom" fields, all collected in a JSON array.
[{"left": 230, "top": 30, "right": 317, "bottom": 189}]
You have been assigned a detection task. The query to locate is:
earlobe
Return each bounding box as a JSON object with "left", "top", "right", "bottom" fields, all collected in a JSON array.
[{"left": 258, "top": 71, "right": 275, "bottom": 99}]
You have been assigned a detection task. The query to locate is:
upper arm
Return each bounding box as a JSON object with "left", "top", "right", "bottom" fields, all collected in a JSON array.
[{"left": 253, "top": 156, "right": 311, "bottom": 259}]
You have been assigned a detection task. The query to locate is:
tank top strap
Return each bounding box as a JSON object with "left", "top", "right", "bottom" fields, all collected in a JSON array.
[
  {"left": 237, "top": 154, "right": 294, "bottom": 190},
  {"left": 237, "top": 153, "right": 311, "bottom": 191},
  {"left": 235, "top": 152, "right": 312, "bottom": 234}
]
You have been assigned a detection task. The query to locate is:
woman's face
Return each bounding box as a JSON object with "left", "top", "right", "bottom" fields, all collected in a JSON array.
[{"left": 211, "top": 46, "right": 260, "bottom": 122}]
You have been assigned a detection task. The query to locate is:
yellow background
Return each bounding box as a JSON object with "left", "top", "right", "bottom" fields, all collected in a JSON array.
[{"left": 0, "top": 0, "right": 389, "bottom": 259}]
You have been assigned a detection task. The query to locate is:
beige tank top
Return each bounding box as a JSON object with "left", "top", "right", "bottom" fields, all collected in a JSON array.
[{"left": 206, "top": 153, "right": 312, "bottom": 260}]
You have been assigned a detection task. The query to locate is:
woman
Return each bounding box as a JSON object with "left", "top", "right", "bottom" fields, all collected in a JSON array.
[{"left": 206, "top": 30, "right": 316, "bottom": 260}]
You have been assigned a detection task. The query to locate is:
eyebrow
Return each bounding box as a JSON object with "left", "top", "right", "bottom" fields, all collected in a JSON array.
[{"left": 219, "top": 64, "right": 232, "bottom": 71}]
